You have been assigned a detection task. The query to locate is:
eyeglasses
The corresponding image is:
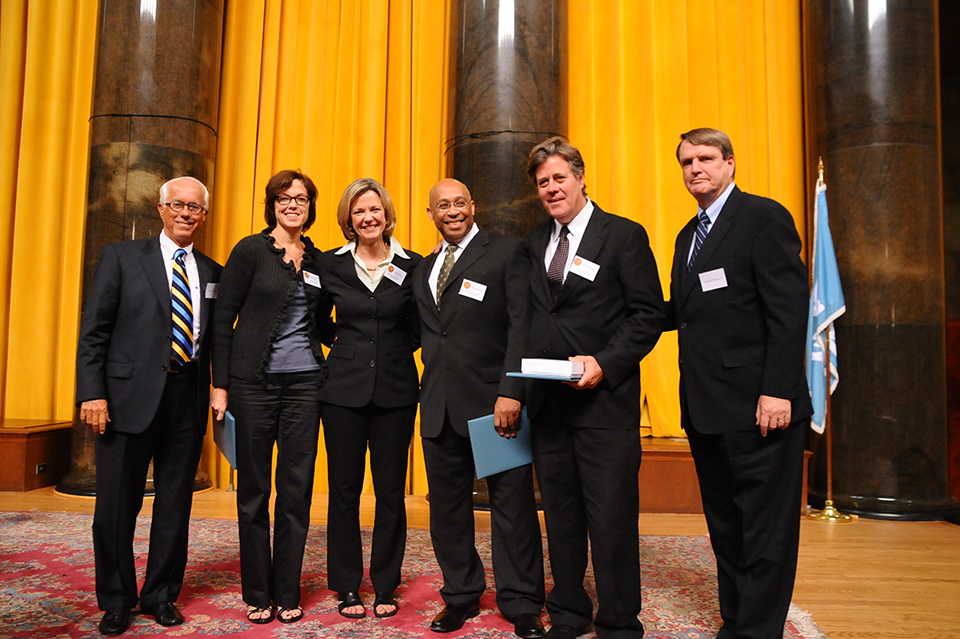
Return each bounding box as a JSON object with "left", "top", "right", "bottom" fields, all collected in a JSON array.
[
  {"left": 434, "top": 199, "right": 469, "bottom": 212},
  {"left": 164, "top": 201, "right": 205, "bottom": 214},
  {"left": 276, "top": 194, "right": 310, "bottom": 206}
]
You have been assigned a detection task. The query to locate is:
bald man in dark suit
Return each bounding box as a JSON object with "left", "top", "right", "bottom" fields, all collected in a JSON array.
[
  {"left": 413, "top": 179, "right": 545, "bottom": 639},
  {"left": 76, "top": 177, "right": 223, "bottom": 636},
  {"left": 666, "top": 128, "right": 812, "bottom": 639}
]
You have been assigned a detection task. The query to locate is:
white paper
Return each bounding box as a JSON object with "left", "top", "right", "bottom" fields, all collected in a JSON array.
[
  {"left": 569, "top": 255, "right": 600, "bottom": 282},
  {"left": 302, "top": 271, "right": 322, "bottom": 289},
  {"left": 383, "top": 263, "right": 407, "bottom": 286},
  {"left": 458, "top": 278, "right": 487, "bottom": 301},
  {"left": 698, "top": 267, "right": 728, "bottom": 292}
]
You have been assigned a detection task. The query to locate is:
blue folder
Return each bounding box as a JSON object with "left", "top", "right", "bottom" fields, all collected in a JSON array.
[
  {"left": 213, "top": 410, "right": 237, "bottom": 470},
  {"left": 467, "top": 407, "right": 533, "bottom": 479}
]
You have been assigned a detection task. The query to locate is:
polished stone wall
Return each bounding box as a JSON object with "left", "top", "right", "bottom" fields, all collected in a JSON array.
[
  {"left": 804, "top": 1, "right": 956, "bottom": 518},
  {"left": 449, "top": 0, "right": 564, "bottom": 239}
]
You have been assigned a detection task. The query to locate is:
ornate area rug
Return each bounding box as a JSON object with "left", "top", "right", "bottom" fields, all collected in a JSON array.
[{"left": 0, "top": 511, "right": 825, "bottom": 638}]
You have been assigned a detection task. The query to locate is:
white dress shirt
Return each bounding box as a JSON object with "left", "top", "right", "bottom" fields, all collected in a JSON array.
[
  {"left": 543, "top": 199, "right": 595, "bottom": 283},
  {"left": 159, "top": 232, "right": 201, "bottom": 356},
  {"left": 428, "top": 222, "right": 481, "bottom": 303}
]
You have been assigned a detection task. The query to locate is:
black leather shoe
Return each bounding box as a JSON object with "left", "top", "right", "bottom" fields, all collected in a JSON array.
[
  {"left": 544, "top": 625, "right": 586, "bottom": 639},
  {"left": 513, "top": 612, "right": 546, "bottom": 638},
  {"left": 430, "top": 602, "right": 480, "bottom": 632},
  {"left": 141, "top": 601, "right": 184, "bottom": 626},
  {"left": 99, "top": 608, "right": 130, "bottom": 635}
]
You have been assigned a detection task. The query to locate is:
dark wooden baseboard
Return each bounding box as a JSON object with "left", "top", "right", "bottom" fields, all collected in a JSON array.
[
  {"left": 0, "top": 419, "right": 72, "bottom": 491},
  {"left": 639, "top": 436, "right": 812, "bottom": 515}
]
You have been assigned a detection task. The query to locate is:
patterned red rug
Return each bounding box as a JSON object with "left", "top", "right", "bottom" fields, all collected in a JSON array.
[{"left": 0, "top": 511, "right": 825, "bottom": 638}]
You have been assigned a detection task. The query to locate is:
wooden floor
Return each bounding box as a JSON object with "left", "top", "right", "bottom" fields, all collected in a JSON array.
[{"left": 2, "top": 487, "right": 959, "bottom": 638}]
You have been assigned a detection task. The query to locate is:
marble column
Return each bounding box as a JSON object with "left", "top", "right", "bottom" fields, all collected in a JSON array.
[
  {"left": 57, "top": 0, "right": 224, "bottom": 496},
  {"left": 448, "top": 0, "right": 564, "bottom": 506},
  {"left": 449, "top": 0, "right": 565, "bottom": 239},
  {"left": 803, "top": 1, "right": 958, "bottom": 518}
]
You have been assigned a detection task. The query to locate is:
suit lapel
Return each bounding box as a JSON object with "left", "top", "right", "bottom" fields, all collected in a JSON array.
[
  {"left": 419, "top": 250, "right": 441, "bottom": 318},
  {"left": 555, "top": 208, "right": 609, "bottom": 306},
  {"left": 334, "top": 251, "right": 370, "bottom": 294},
  {"left": 439, "top": 228, "right": 489, "bottom": 306},
  {"left": 141, "top": 238, "right": 171, "bottom": 317},
  {"left": 679, "top": 187, "right": 742, "bottom": 307}
]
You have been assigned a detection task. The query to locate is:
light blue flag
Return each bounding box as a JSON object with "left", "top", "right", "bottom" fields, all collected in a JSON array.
[{"left": 806, "top": 183, "right": 846, "bottom": 434}]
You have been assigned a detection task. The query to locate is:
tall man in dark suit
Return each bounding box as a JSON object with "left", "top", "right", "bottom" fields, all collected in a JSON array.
[
  {"left": 666, "top": 128, "right": 812, "bottom": 639},
  {"left": 413, "top": 178, "right": 546, "bottom": 639},
  {"left": 525, "top": 138, "right": 664, "bottom": 639},
  {"left": 76, "top": 177, "right": 224, "bottom": 636}
]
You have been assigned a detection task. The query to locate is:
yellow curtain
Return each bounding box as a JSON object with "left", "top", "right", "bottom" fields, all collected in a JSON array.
[
  {"left": 0, "top": 0, "right": 804, "bottom": 494},
  {"left": 567, "top": 0, "right": 806, "bottom": 438},
  {"left": 0, "top": 0, "right": 98, "bottom": 420},
  {"left": 203, "top": 0, "right": 450, "bottom": 494}
]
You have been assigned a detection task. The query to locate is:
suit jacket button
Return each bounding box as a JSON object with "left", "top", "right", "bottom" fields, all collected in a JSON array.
[
  {"left": 161, "top": 364, "right": 168, "bottom": 371},
  {"left": 441, "top": 332, "right": 447, "bottom": 339},
  {"left": 369, "top": 360, "right": 375, "bottom": 367},
  {"left": 550, "top": 313, "right": 556, "bottom": 318},
  {"left": 370, "top": 338, "right": 375, "bottom": 344},
  {"left": 680, "top": 322, "right": 687, "bottom": 329}
]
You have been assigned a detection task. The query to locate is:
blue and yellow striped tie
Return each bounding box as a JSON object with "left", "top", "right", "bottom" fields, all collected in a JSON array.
[{"left": 171, "top": 248, "right": 193, "bottom": 364}]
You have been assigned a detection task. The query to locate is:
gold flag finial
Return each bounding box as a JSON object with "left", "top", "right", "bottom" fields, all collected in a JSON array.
[{"left": 817, "top": 157, "right": 825, "bottom": 187}]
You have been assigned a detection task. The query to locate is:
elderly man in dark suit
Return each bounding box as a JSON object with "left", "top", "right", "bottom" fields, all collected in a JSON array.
[
  {"left": 666, "top": 128, "right": 812, "bottom": 639},
  {"left": 76, "top": 176, "right": 223, "bottom": 636},
  {"left": 413, "top": 178, "right": 545, "bottom": 639},
  {"left": 525, "top": 138, "right": 664, "bottom": 639}
]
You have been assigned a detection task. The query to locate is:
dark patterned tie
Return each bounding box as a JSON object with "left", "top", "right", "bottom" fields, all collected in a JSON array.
[
  {"left": 171, "top": 248, "right": 193, "bottom": 364},
  {"left": 687, "top": 210, "right": 711, "bottom": 272},
  {"left": 435, "top": 244, "right": 457, "bottom": 309},
  {"left": 546, "top": 225, "right": 570, "bottom": 302}
]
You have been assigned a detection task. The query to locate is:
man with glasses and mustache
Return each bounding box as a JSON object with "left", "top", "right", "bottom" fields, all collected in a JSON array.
[
  {"left": 413, "top": 179, "right": 546, "bottom": 638},
  {"left": 76, "top": 176, "right": 223, "bottom": 635}
]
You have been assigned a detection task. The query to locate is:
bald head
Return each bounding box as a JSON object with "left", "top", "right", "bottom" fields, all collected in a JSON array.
[{"left": 427, "top": 179, "right": 476, "bottom": 244}]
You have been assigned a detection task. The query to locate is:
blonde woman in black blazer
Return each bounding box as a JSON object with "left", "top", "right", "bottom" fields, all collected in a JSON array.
[{"left": 318, "top": 178, "right": 422, "bottom": 619}]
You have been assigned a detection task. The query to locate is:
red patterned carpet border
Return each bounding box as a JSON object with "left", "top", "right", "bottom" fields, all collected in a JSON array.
[{"left": 0, "top": 511, "right": 824, "bottom": 638}]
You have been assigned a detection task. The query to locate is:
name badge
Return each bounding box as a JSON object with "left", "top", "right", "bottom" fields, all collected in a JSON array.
[
  {"left": 383, "top": 263, "right": 407, "bottom": 286},
  {"left": 698, "top": 267, "right": 728, "bottom": 292},
  {"left": 569, "top": 255, "right": 600, "bottom": 282},
  {"left": 458, "top": 279, "right": 487, "bottom": 302},
  {"left": 303, "top": 271, "right": 322, "bottom": 289},
  {"left": 205, "top": 283, "right": 219, "bottom": 299}
]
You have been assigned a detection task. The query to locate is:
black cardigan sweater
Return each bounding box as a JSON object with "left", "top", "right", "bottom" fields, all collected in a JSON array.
[{"left": 212, "top": 229, "right": 332, "bottom": 388}]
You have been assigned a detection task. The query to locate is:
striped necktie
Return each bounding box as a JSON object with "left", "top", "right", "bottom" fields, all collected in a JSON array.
[
  {"left": 687, "top": 210, "right": 711, "bottom": 272},
  {"left": 171, "top": 248, "right": 193, "bottom": 364}
]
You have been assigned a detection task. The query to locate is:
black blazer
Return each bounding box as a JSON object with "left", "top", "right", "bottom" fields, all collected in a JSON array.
[
  {"left": 317, "top": 245, "right": 422, "bottom": 408},
  {"left": 76, "top": 236, "right": 221, "bottom": 434},
  {"left": 413, "top": 229, "right": 530, "bottom": 437},
  {"left": 526, "top": 205, "right": 665, "bottom": 429},
  {"left": 667, "top": 186, "right": 813, "bottom": 434}
]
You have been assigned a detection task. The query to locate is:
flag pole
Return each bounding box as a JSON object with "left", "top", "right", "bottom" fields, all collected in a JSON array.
[{"left": 809, "top": 158, "right": 852, "bottom": 522}]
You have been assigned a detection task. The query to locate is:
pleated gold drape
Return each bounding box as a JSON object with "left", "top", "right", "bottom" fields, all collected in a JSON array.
[
  {"left": 0, "top": 1, "right": 98, "bottom": 421},
  {"left": 204, "top": 0, "right": 451, "bottom": 495},
  {"left": 0, "top": 0, "right": 804, "bottom": 495},
  {"left": 567, "top": 0, "right": 806, "bottom": 438}
]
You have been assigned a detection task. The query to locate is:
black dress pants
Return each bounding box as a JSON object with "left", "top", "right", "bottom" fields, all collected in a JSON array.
[
  {"left": 686, "top": 421, "right": 805, "bottom": 639},
  {"left": 531, "top": 415, "right": 645, "bottom": 638},
  {"left": 421, "top": 415, "right": 545, "bottom": 620},
  {"left": 230, "top": 372, "right": 322, "bottom": 609},
  {"left": 93, "top": 368, "right": 203, "bottom": 610},
  {"left": 321, "top": 402, "right": 416, "bottom": 594}
]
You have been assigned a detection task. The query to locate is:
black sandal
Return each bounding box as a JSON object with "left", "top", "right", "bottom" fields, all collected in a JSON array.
[
  {"left": 373, "top": 591, "right": 398, "bottom": 618},
  {"left": 246, "top": 605, "right": 274, "bottom": 624},
  {"left": 337, "top": 592, "right": 365, "bottom": 618},
  {"left": 277, "top": 606, "right": 303, "bottom": 624}
]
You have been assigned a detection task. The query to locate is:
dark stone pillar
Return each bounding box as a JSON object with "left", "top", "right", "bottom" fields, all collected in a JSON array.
[
  {"left": 57, "top": 0, "right": 224, "bottom": 496},
  {"left": 803, "top": 1, "right": 958, "bottom": 519},
  {"left": 448, "top": 0, "right": 565, "bottom": 240},
  {"left": 940, "top": 2, "right": 960, "bottom": 513},
  {"left": 448, "top": 0, "right": 564, "bottom": 507}
]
